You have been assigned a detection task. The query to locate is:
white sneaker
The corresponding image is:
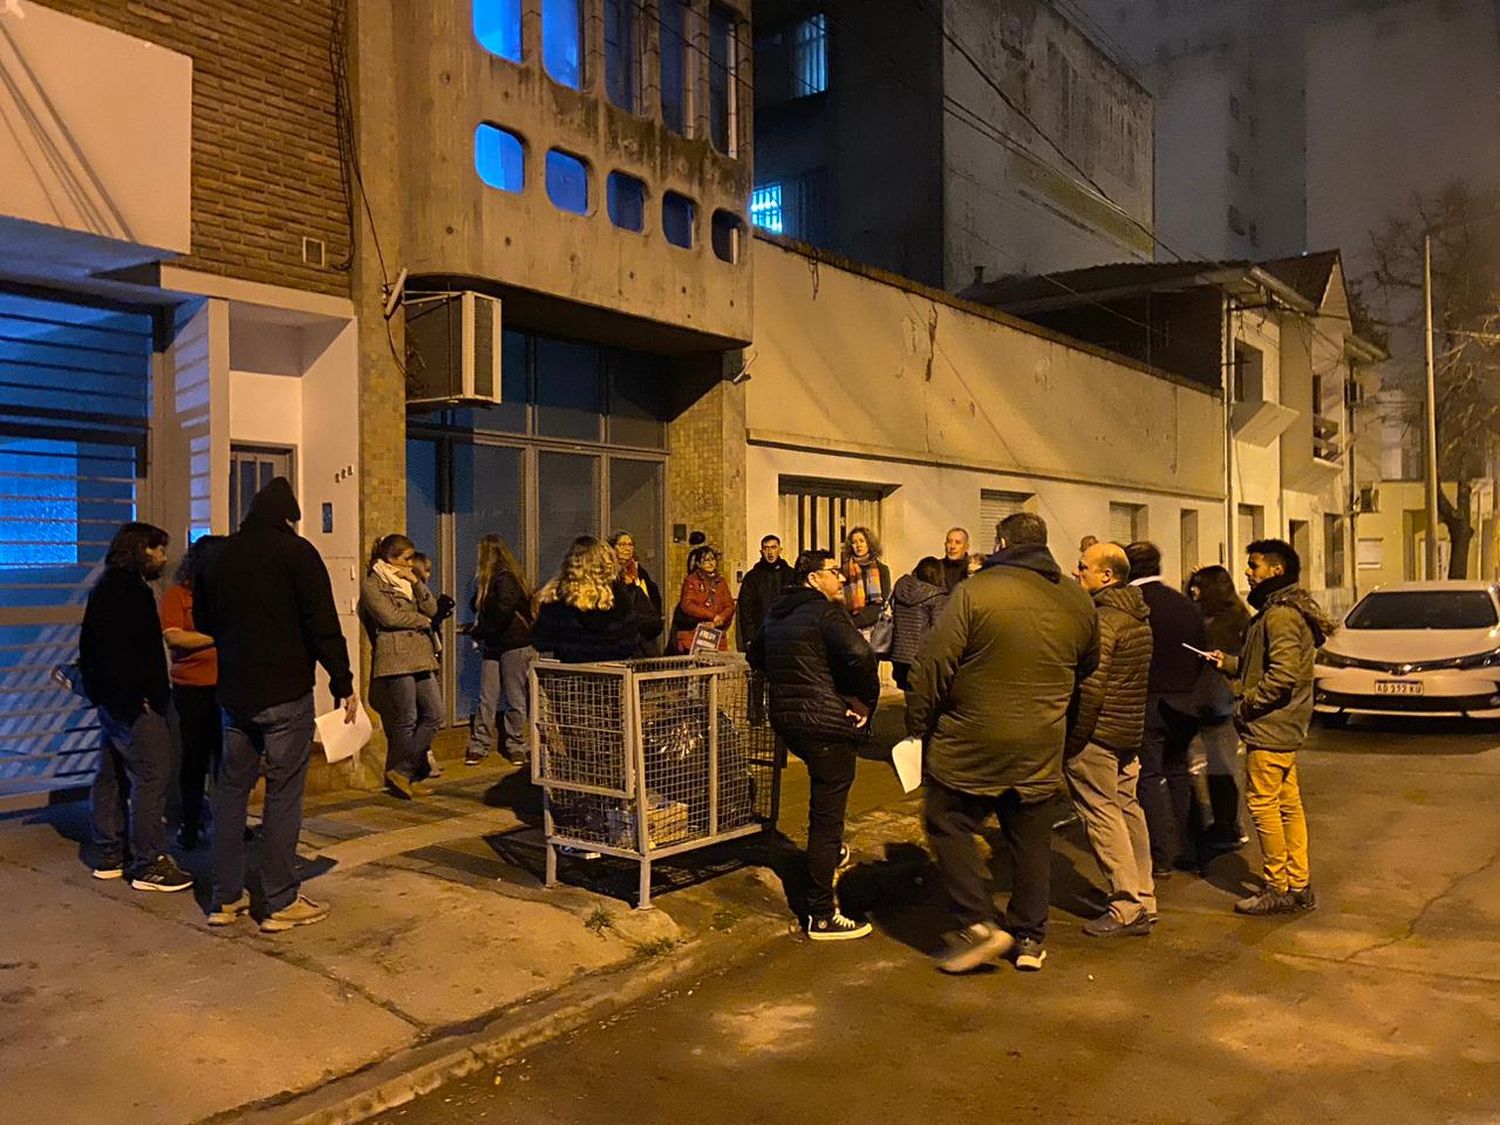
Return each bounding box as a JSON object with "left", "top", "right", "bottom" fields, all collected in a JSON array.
[{"left": 807, "top": 911, "right": 872, "bottom": 941}]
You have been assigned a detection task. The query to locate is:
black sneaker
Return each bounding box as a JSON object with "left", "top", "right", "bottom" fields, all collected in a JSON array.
[
  {"left": 1234, "top": 888, "right": 1294, "bottom": 915},
  {"left": 1288, "top": 885, "right": 1318, "bottom": 912},
  {"left": 807, "top": 911, "right": 872, "bottom": 941},
  {"left": 464, "top": 748, "right": 488, "bottom": 766},
  {"left": 385, "top": 769, "right": 416, "bottom": 799},
  {"left": 1082, "top": 912, "right": 1152, "bottom": 938},
  {"left": 935, "top": 921, "right": 1013, "bottom": 972},
  {"left": 1013, "top": 937, "right": 1048, "bottom": 971},
  {"left": 130, "top": 854, "right": 194, "bottom": 893},
  {"left": 92, "top": 860, "right": 125, "bottom": 881}
]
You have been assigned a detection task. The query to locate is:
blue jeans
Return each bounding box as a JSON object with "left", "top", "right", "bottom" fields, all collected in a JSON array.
[
  {"left": 371, "top": 671, "right": 444, "bottom": 780},
  {"left": 92, "top": 706, "right": 172, "bottom": 870},
  {"left": 466, "top": 646, "right": 535, "bottom": 761},
  {"left": 213, "top": 693, "right": 316, "bottom": 912}
]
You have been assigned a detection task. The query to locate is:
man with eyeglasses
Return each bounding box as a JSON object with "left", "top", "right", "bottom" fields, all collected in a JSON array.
[{"left": 749, "top": 549, "right": 879, "bottom": 940}]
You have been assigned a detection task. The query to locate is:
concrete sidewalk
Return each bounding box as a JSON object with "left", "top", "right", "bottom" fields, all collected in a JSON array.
[{"left": 0, "top": 724, "right": 908, "bottom": 1125}]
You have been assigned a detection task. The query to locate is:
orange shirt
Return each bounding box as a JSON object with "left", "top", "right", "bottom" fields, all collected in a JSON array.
[{"left": 158, "top": 582, "right": 218, "bottom": 687}]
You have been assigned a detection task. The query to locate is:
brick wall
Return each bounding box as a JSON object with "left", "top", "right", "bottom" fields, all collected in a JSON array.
[
  {"left": 43, "top": 0, "right": 350, "bottom": 297},
  {"left": 666, "top": 372, "right": 749, "bottom": 643}
]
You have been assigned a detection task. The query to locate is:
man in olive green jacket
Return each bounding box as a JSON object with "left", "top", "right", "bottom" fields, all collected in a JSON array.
[
  {"left": 907, "top": 513, "right": 1098, "bottom": 974},
  {"left": 1211, "top": 538, "right": 1337, "bottom": 917}
]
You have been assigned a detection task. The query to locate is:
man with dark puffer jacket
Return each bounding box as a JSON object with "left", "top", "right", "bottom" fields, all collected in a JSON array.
[
  {"left": 749, "top": 549, "right": 879, "bottom": 941},
  {"left": 196, "top": 477, "right": 356, "bottom": 934},
  {"left": 1065, "top": 541, "right": 1155, "bottom": 938}
]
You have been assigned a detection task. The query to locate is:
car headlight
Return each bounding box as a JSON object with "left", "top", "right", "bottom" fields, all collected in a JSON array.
[{"left": 1315, "top": 649, "right": 1360, "bottom": 669}]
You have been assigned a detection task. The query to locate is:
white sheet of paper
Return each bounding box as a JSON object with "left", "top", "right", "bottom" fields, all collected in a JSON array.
[
  {"left": 891, "top": 736, "right": 923, "bottom": 793},
  {"left": 316, "top": 703, "right": 372, "bottom": 764}
]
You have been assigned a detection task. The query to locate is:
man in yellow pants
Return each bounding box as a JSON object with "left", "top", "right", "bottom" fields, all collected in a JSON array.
[{"left": 1208, "top": 538, "right": 1337, "bottom": 916}]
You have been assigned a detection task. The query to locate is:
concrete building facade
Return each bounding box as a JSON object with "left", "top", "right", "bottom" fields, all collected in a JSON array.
[{"left": 750, "top": 0, "right": 1155, "bottom": 290}]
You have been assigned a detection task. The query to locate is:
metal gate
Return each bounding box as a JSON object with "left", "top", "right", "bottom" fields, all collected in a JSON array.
[{"left": 0, "top": 290, "right": 151, "bottom": 797}]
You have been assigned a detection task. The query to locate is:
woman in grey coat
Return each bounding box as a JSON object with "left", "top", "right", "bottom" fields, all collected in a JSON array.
[
  {"left": 360, "top": 533, "right": 442, "bottom": 798},
  {"left": 889, "top": 556, "right": 949, "bottom": 693}
]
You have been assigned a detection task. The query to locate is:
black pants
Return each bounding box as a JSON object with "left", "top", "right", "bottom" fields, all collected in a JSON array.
[
  {"left": 924, "top": 779, "right": 1054, "bottom": 942},
  {"left": 786, "top": 738, "right": 858, "bottom": 918},
  {"left": 173, "top": 683, "right": 222, "bottom": 837},
  {"left": 1139, "top": 695, "right": 1199, "bottom": 868}
]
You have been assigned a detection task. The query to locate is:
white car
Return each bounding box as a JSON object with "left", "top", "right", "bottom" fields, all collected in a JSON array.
[{"left": 1314, "top": 581, "right": 1500, "bottom": 721}]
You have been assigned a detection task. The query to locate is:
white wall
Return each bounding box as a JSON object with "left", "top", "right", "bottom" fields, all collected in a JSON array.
[{"left": 747, "top": 239, "right": 1227, "bottom": 585}]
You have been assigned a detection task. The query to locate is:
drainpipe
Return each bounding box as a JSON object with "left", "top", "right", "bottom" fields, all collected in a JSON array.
[{"left": 1223, "top": 296, "right": 1236, "bottom": 572}]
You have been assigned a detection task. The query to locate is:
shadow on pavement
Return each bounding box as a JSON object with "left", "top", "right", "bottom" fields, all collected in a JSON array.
[{"left": 1313, "top": 715, "right": 1500, "bottom": 753}]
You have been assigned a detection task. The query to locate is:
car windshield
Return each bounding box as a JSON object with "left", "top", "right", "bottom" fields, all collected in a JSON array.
[{"left": 1345, "top": 591, "right": 1498, "bottom": 630}]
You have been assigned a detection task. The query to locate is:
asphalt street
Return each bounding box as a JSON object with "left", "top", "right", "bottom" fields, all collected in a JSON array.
[{"left": 379, "top": 718, "right": 1500, "bottom": 1125}]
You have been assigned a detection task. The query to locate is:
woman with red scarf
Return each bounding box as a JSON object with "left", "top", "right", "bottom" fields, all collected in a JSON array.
[
  {"left": 842, "top": 526, "right": 892, "bottom": 630},
  {"left": 609, "top": 530, "right": 663, "bottom": 655},
  {"left": 670, "top": 544, "right": 736, "bottom": 653}
]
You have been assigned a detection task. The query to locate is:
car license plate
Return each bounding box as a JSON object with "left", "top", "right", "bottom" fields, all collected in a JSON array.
[{"left": 1375, "top": 680, "right": 1424, "bottom": 696}]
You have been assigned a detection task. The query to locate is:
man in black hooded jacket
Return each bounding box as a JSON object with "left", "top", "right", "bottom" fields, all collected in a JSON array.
[
  {"left": 196, "top": 477, "right": 355, "bottom": 933},
  {"left": 749, "top": 549, "right": 879, "bottom": 941}
]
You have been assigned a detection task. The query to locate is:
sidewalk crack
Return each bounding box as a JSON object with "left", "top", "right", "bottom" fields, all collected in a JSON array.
[{"left": 1341, "top": 842, "right": 1500, "bottom": 963}]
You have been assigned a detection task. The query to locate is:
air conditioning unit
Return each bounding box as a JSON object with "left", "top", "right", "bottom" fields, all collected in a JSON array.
[
  {"left": 1355, "top": 485, "right": 1379, "bottom": 514},
  {"left": 403, "top": 290, "right": 502, "bottom": 406}
]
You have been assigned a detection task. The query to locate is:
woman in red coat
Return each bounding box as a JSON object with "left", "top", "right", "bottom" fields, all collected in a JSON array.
[{"left": 670, "top": 544, "right": 736, "bottom": 653}]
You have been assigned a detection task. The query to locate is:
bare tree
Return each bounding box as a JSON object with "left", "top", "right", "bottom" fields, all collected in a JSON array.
[{"left": 1369, "top": 182, "right": 1500, "bottom": 578}]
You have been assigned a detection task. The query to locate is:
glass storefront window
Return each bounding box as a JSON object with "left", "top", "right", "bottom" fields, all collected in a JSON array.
[{"left": 535, "top": 337, "right": 604, "bottom": 440}]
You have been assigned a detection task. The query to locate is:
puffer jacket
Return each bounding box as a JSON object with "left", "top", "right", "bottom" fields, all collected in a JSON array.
[
  {"left": 360, "top": 573, "right": 439, "bottom": 678},
  {"left": 907, "top": 544, "right": 1099, "bottom": 800},
  {"left": 1222, "top": 580, "right": 1338, "bottom": 751},
  {"left": 889, "top": 574, "right": 949, "bottom": 665},
  {"left": 748, "top": 587, "right": 879, "bottom": 746},
  {"left": 1066, "top": 584, "right": 1152, "bottom": 756},
  {"left": 531, "top": 582, "right": 661, "bottom": 664}
]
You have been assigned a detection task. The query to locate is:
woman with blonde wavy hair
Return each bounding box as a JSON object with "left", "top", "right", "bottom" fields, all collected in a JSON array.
[
  {"left": 531, "top": 537, "right": 662, "bottom": 663},
  {"left": 464, "top": 534, "right": 535, "bottom": 767}
]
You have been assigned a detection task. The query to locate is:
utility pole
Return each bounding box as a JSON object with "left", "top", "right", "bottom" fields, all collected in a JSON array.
[{"left": 1424, "top": 233, "right": 1441, "bottom": 579}]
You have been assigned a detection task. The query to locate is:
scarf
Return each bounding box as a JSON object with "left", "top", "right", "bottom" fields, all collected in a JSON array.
[
  {"left": 844, "top": 557, "right": 882, "bottom": 613},
  {"left": 620, "top": 558, "right": 640, "bottom": 586},
  {"left": 373, "top": 558, "right": 414, "bottom": 601},
  {"left": 1247, "top": 571, "right": 1296, "bottom": 612}
]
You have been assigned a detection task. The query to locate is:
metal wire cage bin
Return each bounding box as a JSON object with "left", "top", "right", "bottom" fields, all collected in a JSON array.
[{"left": 529, "top": 654, "right": 781, "bottom": 907}]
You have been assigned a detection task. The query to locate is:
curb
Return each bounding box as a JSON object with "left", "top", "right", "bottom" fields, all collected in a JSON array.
[{"left": 226, "top": 910, "right": 792, "bottom": 1125}]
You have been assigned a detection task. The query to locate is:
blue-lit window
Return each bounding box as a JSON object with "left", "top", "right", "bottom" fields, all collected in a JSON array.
[
  {"left": 792, "top": 14, "right": 827, "bottom": 96},
  {"left": 750, "top": 183, "right": 783, "bottom": 233},
  {"left": 662, "top": 192, "right": 695, "bottom": 248},
  {"left": 474, "top": 0, "right": 523, "bottom": 62},
  {"left": 604, "top": 0, "right": 638, "bottom": 111},
  {"left": 660, "top": 0, "right": 688, "bottom": 134},
  {"left": 0, "top": 441, "right": 78, "bottom": 567},
  {"left": 546, "top": 150, "right": 590, "bottom": 214},
  {"left": 542, "top": 0, "right": 583, "bottom": 89},
  {"left": 476, "top": 124, "right": 525, "bottom": 193},
  {"left": 711, "top": 210, "right": 745, "bottom": 263},
  {"left": 607, "top": 171, "right": 646, "bottom": 231}
]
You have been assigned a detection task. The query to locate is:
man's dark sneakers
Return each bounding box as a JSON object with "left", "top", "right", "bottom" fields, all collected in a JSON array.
[
  {"left": 1013, "top": 938, "right": 1048, "bottom": 971},
  {"left": 807, "top": 911, "right": 872, "bottom": 942},
  {"left": 385, "top": 769, "right": 416, "bottom": 799},
  {"left": 1234, "top": 887, "right": 1295, "bottom": 915},
  {"left": 130, "top": 854, "right": 193, "bottom": 893},
  {"left": 936, "top": 921, "right": 1014, "bottom": 972},
  {"left": 1288, "top": 885, "right": 1318, "bottom": 912},
  {"left": 92, "top": 861, "right": 125, "bottom": 881},
  {"left": 1082, "top": 912, "right": 1152, "bottom": 937}
]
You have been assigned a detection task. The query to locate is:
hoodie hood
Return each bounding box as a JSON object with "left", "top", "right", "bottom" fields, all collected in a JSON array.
[
  {"left": 1095, "top": 583, "right": 1150, "bottom": 621},
  {"left": 982, "top": 543, "right": 1064, "bottom": 584},
  {"left": 244, "top": 476, "right": 301, "bottom": 530},
  {"left": 892, "top": 573, "right": 947, "bottom": 606},
  {"left": 1265, "top": 583, "right": 1338, "bottom": 646}
]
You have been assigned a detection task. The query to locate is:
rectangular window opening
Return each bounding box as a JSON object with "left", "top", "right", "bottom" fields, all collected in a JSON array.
[
  {"left": 709, "top": 5, "right": 739, "bottom": 154},
  {"left": 750, "top": 183, "right": 784, "bottom": 234},
  {"left": 791, "top": 13, "right": 827, "bottom": 96},
  {"left": 542, "top": 0, "right": 584, "bottom": 89},
  {"left": 604, "top": 0, "right": 639, "bottom": 112},
  {"left": 475, "top": 124, "right": 526, "bottom": 193},
  {"left": 545, "top": 149, "right": 590, "bottom": 215},
  {"left": 474, "top": 0, "right": 523, "bottom": 61},
  {"left": 659, "top": 0, "right": 688, "bottom": 135},
  {"left": 607, "top": 171, "right": 646, "bottom": 232},
  {"left": 662, "top": 192, "right": 696, "bottom": 249}
]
